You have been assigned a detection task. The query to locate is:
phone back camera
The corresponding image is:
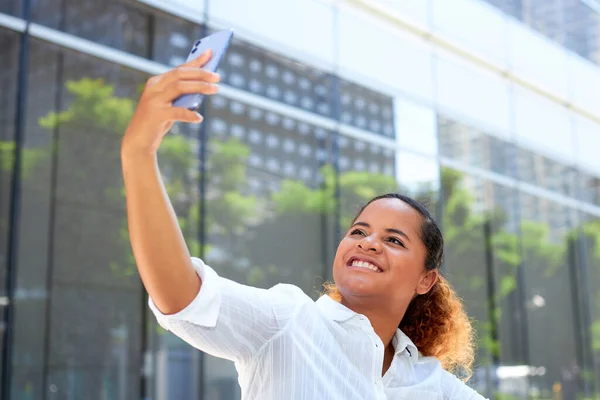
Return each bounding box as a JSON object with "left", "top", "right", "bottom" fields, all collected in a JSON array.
[
  {"left": 195, "top": 40, "right": 201, "bottom": 46},
  {"left": 191, "top": 47, "right": 197, "bottom": 54}
]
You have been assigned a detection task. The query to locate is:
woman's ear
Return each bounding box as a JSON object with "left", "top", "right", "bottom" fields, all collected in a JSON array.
[{"left": 416, "top": 269, "right": 438, "bottom": 295}]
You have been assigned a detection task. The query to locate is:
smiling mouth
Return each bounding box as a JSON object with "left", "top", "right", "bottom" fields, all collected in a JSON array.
[{"left": 346, "top": 257, "right": 383, "bottom": 273}]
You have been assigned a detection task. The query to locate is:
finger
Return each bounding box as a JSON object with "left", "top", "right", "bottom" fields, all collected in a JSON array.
[
  {"left": 146, "top": 49, "right": 221, "bottom": 91},
  {"left": 167, "top": 107, "right": 204, "bottom": 123},
  {"left": 149, "top": 68, "right": 219, "bottom": 93},
  {"left": 170, "top": 67, "right": 220, "bottom": 84},
  {"left": 145, "top": 61, "right": 220, "bottom": 93},
  {"left": 184, "top": 49, "right": 213, "bottom": 68},
  {"left": 162, "top": 81, "right": 219, "bottom": 102}
]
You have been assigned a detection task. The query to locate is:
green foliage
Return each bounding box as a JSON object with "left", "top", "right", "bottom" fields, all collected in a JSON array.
[
  {"left": 273, "top": 168, "right": 336, "bottom": 215},
  {"left": 0, "top": 141, "right": 45, "bottom": 176},
  {"left": 204, "top": 138, "right": 259, "bottom": 235},
  {"left": 271, "top": 164, "right": 398, "bottom": 225},
  {"left": 208, "top": 138, "right": 251, "bottom": 191},
  {"left": 39, "top": 78, "right": 136, "bottom": 133},
  {"left": 159, "top": 135, "right": 195, "bottom": 173},
  {"left": 491, "top": 231, "right": 522, "bottom": 266}
]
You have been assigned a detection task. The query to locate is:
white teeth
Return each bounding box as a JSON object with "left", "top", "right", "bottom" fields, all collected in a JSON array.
[{"left": 351, "top": 260, "right": 380, "bottom": 272}]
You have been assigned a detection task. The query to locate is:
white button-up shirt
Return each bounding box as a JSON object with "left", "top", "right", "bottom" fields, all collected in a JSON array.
[{"left": 149, "top": 258, "right": 487, "bottom": 400}]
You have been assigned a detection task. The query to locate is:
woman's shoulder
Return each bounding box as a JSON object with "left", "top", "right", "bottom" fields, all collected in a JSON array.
[
  {"left": 411, "top": 357, "right": 467, "bottom": 385},
  {"left": 412, "top": 357, "right": 486, "bottom": 399},
  {"left": 413, "top": 354, "right": 444, "bottom": 376},
  {"left": 265, "top": 282, "right": 315, "bottom": 303},
  {"left": 414, "top": 354, "right": 441, "bottom": 366}
]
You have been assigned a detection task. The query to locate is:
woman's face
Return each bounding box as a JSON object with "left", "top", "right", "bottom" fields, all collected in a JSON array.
[{"left": 332, "top": 198, "right": 438, "bottom": 305}]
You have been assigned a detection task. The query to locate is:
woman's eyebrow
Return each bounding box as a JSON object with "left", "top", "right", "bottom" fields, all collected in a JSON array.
[{"left": 352, "top": 221, "right": 411, "bottom": 243}]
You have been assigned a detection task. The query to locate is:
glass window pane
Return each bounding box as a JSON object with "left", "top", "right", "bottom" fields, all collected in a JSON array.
[
  {"left": 31, "top": 0, "right": 151, "bottom": 57},
  {"left": 438, "top": 116, "right": 518, "bottom": 179},
  {"left": 575, "top": 115, "right": 600, "bottom": 174},
  {"left": 433, "top": 0, "right": 509, "bottom": 66},
  {"left": 219, "top": 39, "right": 335, "bottom": 118},
  {"left": 396, "top": 151, "right": 440, "bottom": 218},
  {"left": 508, "top": 19, "right": 570, "bottom": 98},
  {"left": 146, "top": 318, "right": 203, "bottom": 400},
  {"left": 438, "top": 114, "right": 579, "bottom": 197},
  {"left": 579, "top": 212, "right": 600, "bottom": 394},
  {"left": 515, "top": 147, "right": 578, "bottom": 197},
  {"left": 523, "top": 1, "right": 565, "bottom": 44},
  {"left": 338, "top": 136, "right": 398, "bottom": 227},
  {"left": 0, "top": 0, "right": 21, "bottom": 16},
  {"left": 483, "top": 0, "right": 600, "bottom": 65},
  {"left": 396, "top": 99, "right": 437, "bottom": 156},
  {"left": 440, "top": 169, "right": 536, "bottom": 398},
  {"left": 10, "top": 39, "right": 59, "bottom": 399},
  {"left": 480, "top": 0, "right": 522, "bottom": 19},
  {"left": 569, "top": 55, "right": 600, "bottom": 115},
  {"left": 152, "top": 14, "right": 204, "bottom": 67},
  {"left": 202, "top": 95, "right": 337, "bottom": 399},
  {"left": 519, "top": 194, "right": 583, "bottom": 398},
  {"left": 339, "top": 79, "right": 395, "bottom": 137},
  {"left": 209, "top": 0, "right": 335, "bottom": 67},
  {"left": 521, "top": 0, "right": 600, "bottom": 64},
  {"left": 563, "top": 1, "right": 600, "bottom": 63},
  {"left": 0, "top": 28, "right": 20, "bottom": 393},
  {"left": 337, "top": 4, "right": 434, "bottom": 101},
  {"left": 440, "top": 170, "right": 495, "bottom": 396},
  {"left": 147, "top": 0, "right": 205, "bottom": 15},
  {"left": 10, "top": 40, "right": 146, "bottom": 400},
  {"left": 514, "top": 86, "right": 575, "bottom": 163},
  {"left": 486, "top": 184, "right": 524, "bottom": 366},
  {"left": 377, "top": 0, "right": 430, "bottom": 29},
  {"left": 435, "top": 49, "right": 512, "bottom": 136},
  {"left": 578, "top": 170, "right": 600, "bottom": 207}
]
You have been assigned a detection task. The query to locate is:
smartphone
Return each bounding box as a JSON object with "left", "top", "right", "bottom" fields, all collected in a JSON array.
[{"left": 172, "top": 29, "right": 234, "bottom": 110}]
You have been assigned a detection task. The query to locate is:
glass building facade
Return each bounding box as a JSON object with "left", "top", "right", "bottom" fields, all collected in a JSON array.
[{"left": 1, "top": 0, "right": 600, "bottom": 399}]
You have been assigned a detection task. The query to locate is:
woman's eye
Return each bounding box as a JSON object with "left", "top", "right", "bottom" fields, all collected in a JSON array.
[
  {"left": 350, "top": 229, "right": 365, "bottom": 236},
  {"left": 388, "top": 237, "right": 405, "bottom": 247}
]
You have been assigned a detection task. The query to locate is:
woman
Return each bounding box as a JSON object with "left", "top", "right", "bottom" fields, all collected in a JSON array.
[{"left": 122, "top": 50, "right": 486, "bottom": 400}]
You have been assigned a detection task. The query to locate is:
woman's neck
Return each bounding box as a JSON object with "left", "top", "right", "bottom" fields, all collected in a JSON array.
[
  {"left": 341, "top": 297, "right": 406, "bottom": 349},
  {"left": 382, "top": 344, "right": 395, "bottom": 375}
]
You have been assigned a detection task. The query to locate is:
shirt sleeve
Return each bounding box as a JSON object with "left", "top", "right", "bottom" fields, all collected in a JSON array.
[
  {"left": 440, "top": 370, "right": 488, "bottom": 400},
  {"left": 148, "top": 257, "right": 311, "bottom": 364}
]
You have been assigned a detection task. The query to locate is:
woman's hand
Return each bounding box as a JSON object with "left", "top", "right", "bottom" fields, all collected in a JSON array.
[{"left": 121, "top": 49, "right": 220, "bottom": 157}]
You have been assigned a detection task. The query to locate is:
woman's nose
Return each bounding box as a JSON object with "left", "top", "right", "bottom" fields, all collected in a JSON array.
[{"left": 358, "top": 236, "right": 381, "bottom": 252}]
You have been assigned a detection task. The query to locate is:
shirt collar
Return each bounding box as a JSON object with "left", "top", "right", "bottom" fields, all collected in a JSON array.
[
  {"left": 316, "top": 295, "right": 419, "bottom": 363},
  {"left": 316, "top": 294, "right": 356, "bottom": 322},
  {"left": 393, "top": 329, "right": 419, "bottom": 363}
]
